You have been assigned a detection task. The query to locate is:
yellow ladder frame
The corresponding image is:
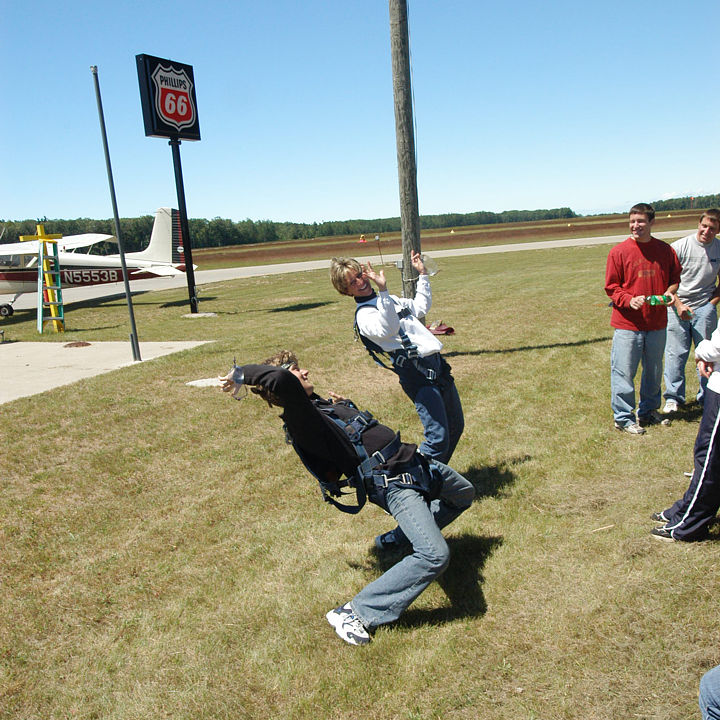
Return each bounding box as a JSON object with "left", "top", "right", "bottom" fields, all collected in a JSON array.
[{"left": 20, "top": 224, "right": 65, "bottom": 333}]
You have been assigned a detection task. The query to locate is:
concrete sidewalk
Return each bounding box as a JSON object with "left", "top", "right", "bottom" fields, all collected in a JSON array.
[{"left": 0, "top": 340, "right": 211, "bottom": 404}]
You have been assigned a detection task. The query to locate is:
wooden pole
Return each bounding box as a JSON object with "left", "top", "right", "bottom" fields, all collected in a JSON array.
[{"left": 389, "top": 0, "right": 421, "bottom": 300}]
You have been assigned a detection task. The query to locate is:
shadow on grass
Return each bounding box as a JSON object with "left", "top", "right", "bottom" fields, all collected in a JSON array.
[
  {"left": 0, "top": 309, "right": 37, "bottom": 327},
  {"left": 444, "top": 335, "right": 611, "bottom": 357},
  {"left": 391, "top": 534, "right": 503, "bottom": 625},
  {"left": 463, "top": 454, "right": 529, "bottom": 501},
  {"left": 669, "top": 402, "right": 703, "bottom": 424},
  {"left": 1, "top": 317, "right": 124, "bottom": 333},
  {"left": 267, "top": 301, "right": 333, "bottom": 313},
  {"left": 157, "top": 296, "right": 218, "bottom": 308}
]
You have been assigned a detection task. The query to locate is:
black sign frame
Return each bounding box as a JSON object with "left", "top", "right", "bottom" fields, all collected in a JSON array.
[{"left": 136, "top": 54, "right": 201, "bottom": 141}]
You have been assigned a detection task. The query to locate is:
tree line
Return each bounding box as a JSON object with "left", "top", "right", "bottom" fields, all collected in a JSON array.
[
  {"left": 1, "top": 194, "right": 715, "bottom": 253},
  {"left": 0, "top": 206, "right": 577, "bottom": 254},
  {"left": 652, "top": 193, "right": 720, "bottom": 211}
]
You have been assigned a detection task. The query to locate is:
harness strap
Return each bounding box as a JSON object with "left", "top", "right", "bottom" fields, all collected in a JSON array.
[
  {"left": 354, "top": 298, "right": 437, "bottom": 381},
  {"left": 356, "top": 434, "right": 402, "bottom": 479},
  {"left": 315, "top": 406, "right": 404, "bottom": 514}
]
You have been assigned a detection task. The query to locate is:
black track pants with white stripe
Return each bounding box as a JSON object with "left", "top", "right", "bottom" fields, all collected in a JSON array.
[{"left": 664, "top": 387, "right": 720, "bottom": 540}]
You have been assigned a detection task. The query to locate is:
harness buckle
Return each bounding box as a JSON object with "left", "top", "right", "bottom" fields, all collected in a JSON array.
[
  {"left": 426, "top": 368, "right": 436, "bottom": 381},
  {"left": 380, "top": 472, "right": 414, "bottom": 488}
]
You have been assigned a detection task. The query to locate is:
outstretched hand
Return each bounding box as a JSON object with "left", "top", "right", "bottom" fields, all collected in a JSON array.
[
  {"left": 363, "top": 261, "right": 387, "bottom": 292},
  {"left": 219, "top": 365, "right": 247, "bottom": 400},
  {"left": 410, "top": 251, "right": 427, "bottom": 275}
]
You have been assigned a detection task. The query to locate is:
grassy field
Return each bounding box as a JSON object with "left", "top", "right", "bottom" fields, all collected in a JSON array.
[{"left": 1, "top": 239, "right": 718, "bottom": 719}]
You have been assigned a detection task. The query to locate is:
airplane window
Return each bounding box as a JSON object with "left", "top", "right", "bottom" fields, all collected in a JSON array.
[{"left": 0, "top": 254, "right": 22, "bottom": 267}]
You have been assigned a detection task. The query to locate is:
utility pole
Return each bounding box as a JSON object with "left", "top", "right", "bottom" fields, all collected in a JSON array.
[{"left": 389, "top": 0, "right": 421, "bottom": 300}]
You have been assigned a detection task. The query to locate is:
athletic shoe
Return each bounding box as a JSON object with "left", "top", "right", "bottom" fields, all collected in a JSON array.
[
  {"left": 650, "top": 526, "right": 675, "bottom": 542},
  {"left": 663, "top": 399, "right": 679, "bottom": 414},
  {"left": 638, "top": 410, "right": 671, "bottom": 427},
  {"left": 326, "top": 603, "right": 370, "bottom": 646},
  {"left": 651, "top": 511, "right": 669, "bottom": 523},
  {"left": 615, "top": 422, "right": 646, "bottom": 435}
]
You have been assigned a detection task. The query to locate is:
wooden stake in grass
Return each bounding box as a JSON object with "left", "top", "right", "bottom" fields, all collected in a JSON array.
[{"left": 375, "top": 234, "right": 385, "bottom": 266}]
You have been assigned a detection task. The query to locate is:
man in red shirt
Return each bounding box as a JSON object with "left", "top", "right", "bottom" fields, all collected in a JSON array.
[{"left": 605, "top": 203, "right": 682, "bottom": 434}]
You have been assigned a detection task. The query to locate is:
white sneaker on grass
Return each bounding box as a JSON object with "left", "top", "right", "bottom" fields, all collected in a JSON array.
[
  {"left": 663, "top": 399, "right": 679, "bottom": 414},
  {"left": 615, "top": 421, "right": 645, "bottom": 435},
  {"left": 326, "top": 603, "right": 370, "bottom": 645}
]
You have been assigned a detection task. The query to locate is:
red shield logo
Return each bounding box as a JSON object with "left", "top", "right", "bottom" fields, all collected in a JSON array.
[{"left": 151, "top": 65, "right": 196, "bottom": 131}]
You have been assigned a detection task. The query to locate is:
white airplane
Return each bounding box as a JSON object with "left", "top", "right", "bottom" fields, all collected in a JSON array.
[{"left": 0, "top": 207, "right": 188, "bottom": 316}]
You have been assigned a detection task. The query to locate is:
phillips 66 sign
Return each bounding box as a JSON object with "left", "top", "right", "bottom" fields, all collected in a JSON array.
[{"left": 136, "top": 54, "right": 201, "bottom": 141}]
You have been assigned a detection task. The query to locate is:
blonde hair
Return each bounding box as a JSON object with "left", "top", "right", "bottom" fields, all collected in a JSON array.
[{"left": 330, "top": 257, "right": 363, "bottom": 296}]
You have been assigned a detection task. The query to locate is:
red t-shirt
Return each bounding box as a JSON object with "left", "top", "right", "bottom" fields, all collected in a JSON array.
[{"left": 604, "top": 236, "right": 681, "bottom": 331}]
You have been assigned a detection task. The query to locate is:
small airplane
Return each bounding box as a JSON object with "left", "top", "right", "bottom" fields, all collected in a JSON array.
[{"left": 0, "top": 207, "right": 188, "bottom": 316}]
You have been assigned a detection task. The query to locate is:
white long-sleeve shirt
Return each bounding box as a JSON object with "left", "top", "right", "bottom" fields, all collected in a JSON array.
[
  {"left": 695, "top": 326, "right": 720, "bottom": 393},
  {"left": 355, "top": 275, "right": 443, "bottom": 358}
]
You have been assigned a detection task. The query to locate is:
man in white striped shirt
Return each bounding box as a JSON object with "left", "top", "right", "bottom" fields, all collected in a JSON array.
[{"left": 652, "top": 323, "right": 720, "bottom": 541}]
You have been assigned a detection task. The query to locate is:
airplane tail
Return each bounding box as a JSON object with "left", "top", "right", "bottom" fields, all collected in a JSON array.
[{"left": 128, "top": 208, "right": 185, "bottom": 266}]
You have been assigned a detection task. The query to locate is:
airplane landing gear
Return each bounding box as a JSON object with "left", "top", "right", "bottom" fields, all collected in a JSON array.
[{"left": 0, "top": 304, "right": 14, "bottom": 317}]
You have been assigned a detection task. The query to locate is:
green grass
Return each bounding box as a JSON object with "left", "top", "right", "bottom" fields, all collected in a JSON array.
[{"left": 1, "top": 245, "right": 717, "bottom": 719}]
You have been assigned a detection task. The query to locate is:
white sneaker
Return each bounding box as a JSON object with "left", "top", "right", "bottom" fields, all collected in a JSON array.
[
  {"left": 615, "top": 421, "right": 646, "bottom": 435},
  {"left": 326, "top": 603, "right": 370, "bottom": 645},
  {"left": 663, "top": 399, "right": 679, "bottom": 414}
]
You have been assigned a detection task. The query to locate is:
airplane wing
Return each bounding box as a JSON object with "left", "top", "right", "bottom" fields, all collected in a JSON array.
[
  {"left": 0, "top": 233, "right": 115, "bottom": 256},
  {"left": 59, "top": 234, "right": 116, "bottom": 251},
  {"left": 0, "top": 240, "right": 39, "bottom": 256}
]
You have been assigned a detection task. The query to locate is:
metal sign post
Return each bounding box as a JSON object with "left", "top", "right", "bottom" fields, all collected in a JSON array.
[
  {"left": 136, "top": 53, "right": 201, "bottom": 313},
  {"left": 91, "top": 65, "right": 141, "bottom": 360}
]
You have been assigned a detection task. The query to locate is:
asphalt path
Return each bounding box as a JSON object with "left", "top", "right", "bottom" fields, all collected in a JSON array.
[{"left": 0, "top": 228, "right": 692, "bottom": 405}]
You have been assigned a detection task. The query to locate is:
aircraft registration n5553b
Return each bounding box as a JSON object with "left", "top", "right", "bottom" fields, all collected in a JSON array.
[{"left": 0, "top": 208, "right": 189, "bottom": 316}]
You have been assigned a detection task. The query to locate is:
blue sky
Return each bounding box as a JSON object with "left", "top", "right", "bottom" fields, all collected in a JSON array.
[{"left": 2, "top": 1, "right": 719, "bottom": 223}]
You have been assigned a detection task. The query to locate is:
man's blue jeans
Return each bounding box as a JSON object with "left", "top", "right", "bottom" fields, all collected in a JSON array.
[
  {"left": 350, "top": 461, "right": 475, "bottom": 631},
  {"left": 699, "top": 664, "right": 720, "bottom": 719},
  {"left": 396, "top": 353, "right": 464, "bottom": 464},
  {"left": 610, "top": 328, "right": 666, "bottom": 426},
  {"left": 664, "top": 302, "right": 718, "bottom": 405}
]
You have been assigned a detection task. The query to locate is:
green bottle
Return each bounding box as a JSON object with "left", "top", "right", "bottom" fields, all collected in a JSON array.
[{"left": 646, "top": 294, "right": 671, "bottom": 306}]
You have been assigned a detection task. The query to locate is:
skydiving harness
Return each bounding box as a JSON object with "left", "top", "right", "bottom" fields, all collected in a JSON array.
[
  {"left": 354, "top": 296, "right": 438, "bottom": 382},
  {"left": 285, "top": 401, "right": 438, "bottom": 514}
]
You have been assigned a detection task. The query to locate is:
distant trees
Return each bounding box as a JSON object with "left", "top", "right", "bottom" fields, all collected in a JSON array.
[{"left": 653, "top": 194, "right": 720, "bottom": 212}]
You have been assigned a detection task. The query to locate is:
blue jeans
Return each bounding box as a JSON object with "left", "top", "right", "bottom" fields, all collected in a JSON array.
[
  {"left": 350, "top": 461, "right": 475, "bottom": 630},
  {"left": 397, "top": 353, "right": 464, "bottom": 464},
  {"left": 700, "top": 664, "right": 720, "bottom": 719},
  {"left": 610, "top": 328, "right": 666, "bottom": 426},
  {"left": 664, "top": 302, "right": 718, "bottom": 405}
]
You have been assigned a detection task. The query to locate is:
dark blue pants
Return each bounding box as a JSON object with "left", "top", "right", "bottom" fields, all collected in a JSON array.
[
  {"left": 396, "top": 353, "right": 464, "bottom": 465},
  {"left": 664, "top": 387, "right": 720, "bottom": 540}
]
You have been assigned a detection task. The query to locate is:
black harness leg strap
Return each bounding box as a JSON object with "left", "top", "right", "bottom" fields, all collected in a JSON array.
[{"left": 286, "top": 406, "right": 402, "bottom": 514}]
